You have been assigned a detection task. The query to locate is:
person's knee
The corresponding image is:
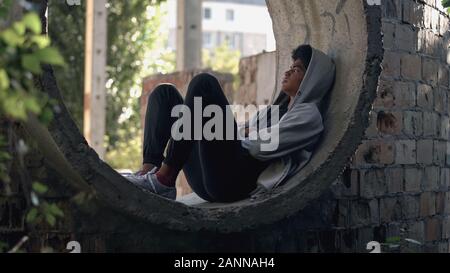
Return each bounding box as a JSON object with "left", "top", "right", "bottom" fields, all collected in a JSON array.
[
  {"left": 149, "top": 84, "right": 182, "bottom": 104},
  {"left": 187, "top": 73, "right": 220, "bottom": 97},
  {"left": 193, "top": 72, "right": 217, "bottom": 82}
]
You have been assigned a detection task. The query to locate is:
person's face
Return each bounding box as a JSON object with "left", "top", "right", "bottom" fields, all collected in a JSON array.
[{"left": 281, "top": 59, "right": 306, "bottom": 97}]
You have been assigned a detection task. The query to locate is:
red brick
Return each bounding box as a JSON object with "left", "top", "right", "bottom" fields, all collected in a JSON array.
[
  {"left": 406, "top": 221, "right": 425, "bottom": 243},
  {"left": 401, "top": 54, "right": 422, "bottom": 80},
  {"left": 438, "top": 65, "right": 449, "bottom": 87},
  {"left": 417, "top": 84, "right": 434, "bottom": 110},
  {"left": 425, "top": 218, "right": 441, "bottom": 242},
  {"left": 400, "top": 195, "right": 420, "bottom": 219},
  {"left": 422, "top": 58, "right": 439, "bottom": 86},
  {"left": 382, "top": 51, "right": 401, "bottom": 78},
  {"left": 443, "top": 217, "right": 450, "bottom": 239},
  {"left": 374, "top": 80, "right": 395, "bottom": 108},
  {"left": 380, "top": 197, "right": 402, "bottom": 223},
  {"left": 386, "top": 168, "right": 404, "bottom": 193},
  {"left": 403, "top": 111, "right": 423, "bottom": 137},
  {"left": 417, "top": 139, "right": 434, "bottom": 164},
  {"left": 420, "top": 192, "right": 436, "bottom": 217},
  {"left": 377, "top": 111, "right": 403, "bottom": 135},
  {"left": 395, "top": 140, "right": 417, "bottom": 165},
  {"left": 360, "top": 169, "right": 387, "bottom": 199},
  {"left": 436, "top": 192, "right": 446, "bottom": 215},
  {"left": 355, "top": 140, "right": 395, "bottom": 166},
  {"left": 404, "top": 168, "right": 423, "bottom": 193},
  {"left": 433, "top": 87, "right": 447, "bottom": 114}
]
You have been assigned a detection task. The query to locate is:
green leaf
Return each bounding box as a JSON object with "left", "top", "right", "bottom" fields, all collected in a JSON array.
[
  {"left": 35, "top": 47, "right": 65, "bottom": 66},
  {"left": 21, "top": 54, "right": 42, "bottom": 74},
  {"left": 443, "top": 0, "right": 450, "bottom": 8},
  {"left": 1, "top": 29, "right": 25, "bottom": 46},
  {"left": 0, "top": 2, "right": 12, "bottom": 19},
  {"left": 49, "top": 203, "right": 64, "bottom": 218},
  {"left": 22, "top": 13, "right": 42, "bottom": 34},
  {"left": 385, "top": 236, "right": 402, "bottom": 244},
  {"left": 3, "top": 96, "right": 27, "bottom": 120},
  {"left": 30, "top": 35, "right": 50, "bottom": 48},
  {"left": 32, "top": 182, "right": 48, "bottom": 194},
  {"left": 0, "top": 151, "right": 12, "bottom": 160},
  {"left": 24, "top": 97, "right": 41, "bottom": 114},
  {"left": 1, "top": 0, "right": 13, "bottom": 10},
  {"left": 0, "top": 69, "right": 9, "bottom": 90},
  {"left": 26, "top": 208, "right": 38, "bottom": 223},
  {"left": 45, "top": 213, "right": 56, "bottom": 227},
  {"left": 13, "top": 22, "right": 26, "bottom": 35},
  {"left": 0, "top": 7, "right": 8, "bottom": 19},
  {"left": 0, "top": 241, "right": 8, "bottom": 253},
  {"left": 38, "top": 107, "right": 54, "bottom": 125}
]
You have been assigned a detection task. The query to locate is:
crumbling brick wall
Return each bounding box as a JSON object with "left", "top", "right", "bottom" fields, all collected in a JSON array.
[
  {"left": 234, "top": 51, "right": 276, "bottom": 107},
  {"left": 228, "top": 1, "right": 449, "bottom": 252},
  {"left": 310, "top": 0, "right": 450, "bottom": 252}
]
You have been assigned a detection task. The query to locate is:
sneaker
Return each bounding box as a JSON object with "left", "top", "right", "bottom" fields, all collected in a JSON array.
[
  {"left": 123, "top": 172, "right": 176, "bottom": 200},
  {"left": 133, "top": 166, "right": 159, "bottom": 176}
]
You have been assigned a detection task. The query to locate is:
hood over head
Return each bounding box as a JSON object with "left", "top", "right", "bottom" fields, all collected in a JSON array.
[
  {"left": 246, "top": 47, "right": 336, "bottom": 191},
  {"left": 293, "top": 48, "right": 336, "bottom": 113}
]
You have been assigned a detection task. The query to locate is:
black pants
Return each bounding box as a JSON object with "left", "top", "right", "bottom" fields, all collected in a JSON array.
[{"left": 143, "top": 73, "right": 269, "bottom": 202}]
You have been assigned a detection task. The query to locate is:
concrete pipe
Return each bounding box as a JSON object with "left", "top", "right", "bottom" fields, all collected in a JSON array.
[{"left": 28, "top": 0, "right": 383, "bottom": 233}]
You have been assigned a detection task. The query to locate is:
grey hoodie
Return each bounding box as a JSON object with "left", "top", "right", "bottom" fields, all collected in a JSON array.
[{"left": 240, "top": 48, "right": 336, "bottom": 190}]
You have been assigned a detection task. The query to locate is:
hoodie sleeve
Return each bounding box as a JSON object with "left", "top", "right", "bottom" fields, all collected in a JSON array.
[
  {"left": 237, "top": 106, "right": 269, "bottom": 139},
  {"left": 241, "top": 103, "right": 323, "bottom": 161}
]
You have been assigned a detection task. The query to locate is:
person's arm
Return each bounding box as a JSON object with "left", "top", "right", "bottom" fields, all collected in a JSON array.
[
  {"left": 241, "top": 103, "right": 323, "bottom": 161},
  {"left": 238, "top": 105, "right": 268, "bottom": 138}
]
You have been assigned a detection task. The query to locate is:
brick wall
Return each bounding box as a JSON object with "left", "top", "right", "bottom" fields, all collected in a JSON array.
[
  {"left": 318, "top": 0, "right": 450, "bottom": 252},
  {"left": 234, "top": 51, "right": 276, "bottom": 106}
]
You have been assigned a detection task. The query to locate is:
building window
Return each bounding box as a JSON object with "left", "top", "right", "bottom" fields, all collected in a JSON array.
[
  {"left": 224, "top": 34, "right": 234, "bottom": 48},
  {"left": 203, "top": 32, "right": 213, "bottom": 48},
  {"left": 226, "top": 9, "right": 234, "bottom": 21},
  {"left": 233, "top": 33, "right": 242, "bottom": 51},
  {"left": 204, "top": 7, "right": 211, "bottom": 19}
]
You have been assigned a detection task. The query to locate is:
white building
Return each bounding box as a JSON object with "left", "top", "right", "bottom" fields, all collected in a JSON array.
[{"left": 166, "top": 0, "right": 276, "bottom": 57}]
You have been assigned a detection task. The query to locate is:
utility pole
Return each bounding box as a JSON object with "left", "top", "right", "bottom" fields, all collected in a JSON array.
[
  {"left": 84, "top": 0, "right": 107, "bottom": 159},
  {"left": 176, "top": 0, "right": 203, "bottom": 71}
]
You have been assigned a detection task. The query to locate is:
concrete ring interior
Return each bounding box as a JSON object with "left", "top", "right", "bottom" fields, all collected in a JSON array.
[{"left": 30, "top": 0, "right": 383, "bottom": 233}]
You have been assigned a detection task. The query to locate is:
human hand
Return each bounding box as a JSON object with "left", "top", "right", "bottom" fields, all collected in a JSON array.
[{"left": 137, "top": 163, "right": 156, "bottom": 175}]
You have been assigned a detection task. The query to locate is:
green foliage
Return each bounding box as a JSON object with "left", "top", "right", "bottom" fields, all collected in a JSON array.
[
  {"left": 0, "top": 135, "right": 11, "bottom": 189},
  {"left": 444, "top": 0, "right": 450, "bottom": 13},
  {"left": 105, "top": 0, "right": 172, "bottom": 159},
  {"left": 0, "top": 241, "right": 8, "bottom": 253},
  {"left": 382, "top": 232, "right": 423, "bottom": 253},
  {"left": 203, "top": 42, "right": 241, "bottom": 75},
  {"left": 203, "top": 42, "right": 241, "bottom": 90},
  {"left": 26, "top": 182, "right": 64, "bottom": 227},
  {"left": 0, "top": 11, "right": 64, "bottom": 123},
  {"left": 104, "top": 126, "right": 142, "bottom": 170},
  {"left": 0, "top": 0, "right": 13, "bottom": 19},
  {"left": 32, "top": 181, "right": 48, "bottom": 194},
  {"left": 48, "top": 1, "right": 174, "bottom": 170},
  {"left": 384, "top": 236, "right": 401, "bottom": 245},
  {"left": 48, "top": 1, "right": 86, "bottom": 129},
  {"left": 0, "top": 6, "right": 66, "bottom": 234}
]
